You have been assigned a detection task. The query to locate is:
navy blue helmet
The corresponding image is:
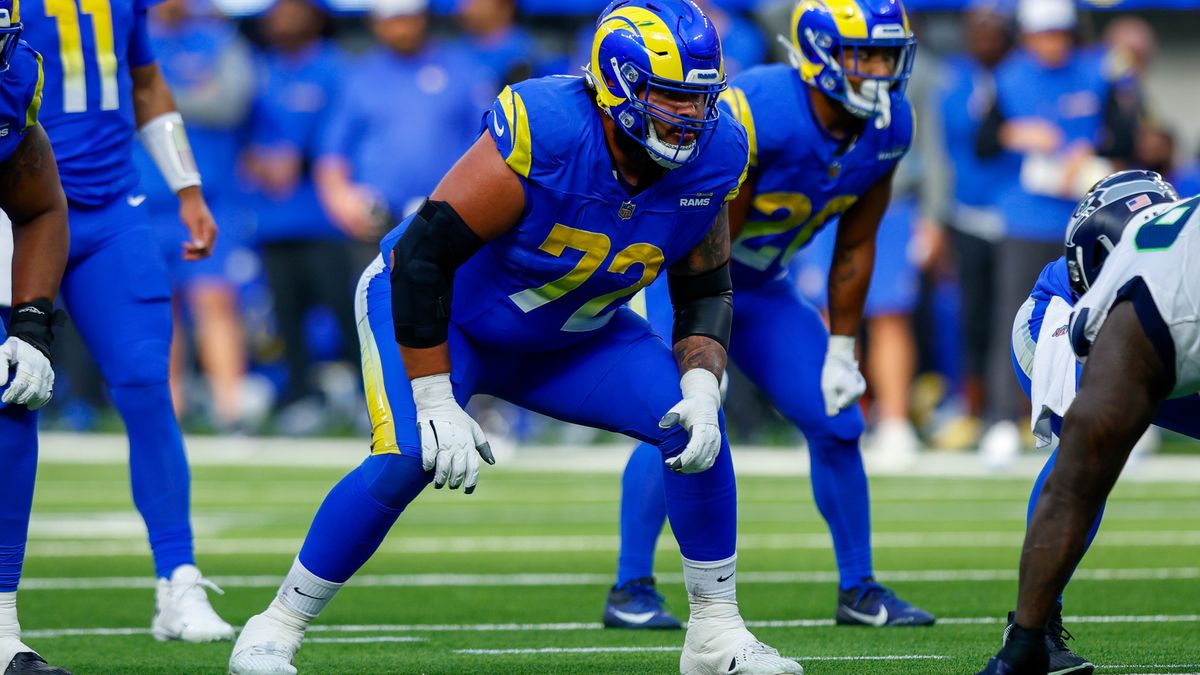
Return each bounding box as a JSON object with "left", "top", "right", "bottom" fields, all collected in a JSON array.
[{"left": 1064, "top": 170, "right": 1179, "bottom": 299}]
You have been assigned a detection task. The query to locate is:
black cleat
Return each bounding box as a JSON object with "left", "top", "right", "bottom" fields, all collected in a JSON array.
[
  {"left": 3, "top": 652, "right": 72, "bottom": 675},
  {"left": 1005, "top": 610, "right": 1094, "bottom": 675}
]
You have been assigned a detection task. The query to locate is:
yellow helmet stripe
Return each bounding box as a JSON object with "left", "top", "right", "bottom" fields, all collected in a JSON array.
[
  {"left": 497, "top": 86, "right": 533, "bottom": 179},
  {"left": 821, "top": 0, "right": 869, "bottom": 39},
  {"left": 719, "top": 86, "right": 757, "bottom": 168},
  {"left": 24, "top": 50, "right": 43, "bottom": 132},
  {"left": 12, "top": 0, "right": 19, "bottom": 24},
  {"left": 601, "top": 6, "right": 683, "bottom": 81}
]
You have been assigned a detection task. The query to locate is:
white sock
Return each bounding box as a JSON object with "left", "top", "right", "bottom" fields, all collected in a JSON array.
[
  {"left": 0, "top": 591, "right": 33, "bottom": 665},
  {"left": 274, "top": 558, "right": 343, "bottom": 621},
  {"left": 682, "top": 553, "right": 737, "bottom": 600}
]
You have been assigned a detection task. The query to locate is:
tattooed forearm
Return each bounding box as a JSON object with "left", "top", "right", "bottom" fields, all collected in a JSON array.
[
  {"left": 827, "top": 238, "right": 873, "bottom": 336},
  {"left": 673, "top": 335, "right": 726, "bottom": 381},
  {"left": 0, "top": 126, "right": 51, "bottom": 194},
  {"left": 674, "top": 207, "right": 731, "bottom": 275}
]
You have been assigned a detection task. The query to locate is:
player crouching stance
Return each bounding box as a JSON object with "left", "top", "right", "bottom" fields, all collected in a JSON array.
[
  {"left": 977, "top": 173, "right": 1200, "bottom": 675},
  {"left": 229, "top": 0, "right": 802, "bottom": 673}
]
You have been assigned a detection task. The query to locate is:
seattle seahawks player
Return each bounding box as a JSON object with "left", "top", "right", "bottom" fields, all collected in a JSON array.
[
  {"left": 229, "top": 1, "right": 803, "bottom": 674},
  {"left": 18, "top": 0, "right": 232, "bottom": 641},
  {"left": 604, "top": 0, "right": 934, "bottom": 630},
  {"left": 978, "top": 174, "right": 1200, "bottom": 675},
  {"left": 0, "top": 6, "right": 72, "bottom": 673}
]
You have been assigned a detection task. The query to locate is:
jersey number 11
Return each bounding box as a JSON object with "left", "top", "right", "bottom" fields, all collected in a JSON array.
[{"left": 44, "top": 0, "right": 119, "bottom": 113}]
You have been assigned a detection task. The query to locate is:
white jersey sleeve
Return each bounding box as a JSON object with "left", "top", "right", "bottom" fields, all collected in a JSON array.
[{"left": 1070, "top": 196, "right": 1200, "bottom": 398}]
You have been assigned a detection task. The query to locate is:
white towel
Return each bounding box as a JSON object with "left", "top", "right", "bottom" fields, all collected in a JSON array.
[{"left": 1029, "top": 296, "right": 1079, "bottom": 448}]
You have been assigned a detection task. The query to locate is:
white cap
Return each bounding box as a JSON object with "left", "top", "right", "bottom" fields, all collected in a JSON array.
[
  {"left": 1018, "top": 0, "right": 1077, "bottom": 34},
  {"left": 372, "top": 0, "right": 427, "bottom": 19}
]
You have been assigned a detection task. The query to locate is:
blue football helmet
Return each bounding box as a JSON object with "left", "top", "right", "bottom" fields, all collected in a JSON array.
[
  {"left": 0, "top": 0, "right": 21, "bottom": 72},
  {"left": 782, "top": 0, "right": 916, "bottom": 123},
  {"left": 1065, "top": 170, "right": 1179, "bottom": 299},
  {"left": 585, "top": 0, "right": 726, "bottom": 169}
]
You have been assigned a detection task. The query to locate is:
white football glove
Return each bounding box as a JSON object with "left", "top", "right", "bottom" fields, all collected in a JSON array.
[
  {"left": 821, "top": 335, "right": 866, "bottom": 417},
  {"left": 410, "top": 373, "right": 494, "bottom": 493},
  {"left": 661, "top": 369, "right": 723, "bottom": 474},
  {"left": 0, "top": 336, "right": 55, "bottom": 409}
]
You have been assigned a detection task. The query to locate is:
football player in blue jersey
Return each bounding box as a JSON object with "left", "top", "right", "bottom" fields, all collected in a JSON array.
[
  {"left": 0, "top": 5, "right": 72, "bottom": 673},
  {"left": 604, "top": 0, "right": 935, "bottom": 630},
  {"left": 18, "top": 0, "right": 233, "bottom": 642},
  {"left": 229, "top": 1, "right": 805, "bottom": 673},
  {"left": 978, "top": 171, "right": 1200, "bottom": 675}
]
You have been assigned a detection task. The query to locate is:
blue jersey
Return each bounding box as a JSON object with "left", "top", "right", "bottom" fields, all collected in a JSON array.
[
  {"left": 0, "top": 41, "right": 44, "bottom": 164},
  {"left": 1012, "top": 256, "right": 1200, "bottom": 441},
  {"left": 21, "top": 0, "right": 155, "bottom": 206},
  {"left": 319, "top": 44, "right": 496, "bottom": 218},
  {"left": 719, "top": 64, "right": 913, "bottom": 288},
  {"left": 248, "top": 41, "right": 344, "bottom": 243},
  {"left": 939, "top": 54, "right": 1009, "bottom": 212},
  {"left": 380, "top": 75, "right": 748, "bottom": 353},
  {"left": 994, "top": 48, "right": 1117, "bottom": 242}
]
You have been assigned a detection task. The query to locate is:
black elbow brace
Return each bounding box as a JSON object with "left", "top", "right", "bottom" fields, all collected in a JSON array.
[
  {"left": 390, "top": 199, "right": 484, "bottom": 348},
  {"left": 668, "top": 260, "right": 733, "bottom": 351}
]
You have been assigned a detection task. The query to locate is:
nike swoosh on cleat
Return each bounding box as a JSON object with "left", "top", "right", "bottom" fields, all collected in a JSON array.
[
  {"left": 717, "top": 573, "right": 734, "bottom": 582},
  {"left": 292, "top": 587, "right": 327, "bottom": 600},
  {"left": 841, "top": 603, "right": 889, "bottom": 626},
  {"left": 608, "top": 609, "right": 658, "bottom": 625}
]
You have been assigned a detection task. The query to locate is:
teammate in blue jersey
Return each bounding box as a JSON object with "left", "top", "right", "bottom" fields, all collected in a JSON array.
[
  {"left": 18, "top": 0, "right": 233, "bottom": 641},
  {"left": 229, "top": 1, "right": 806, "bottom": 673},
  {"left": 979, "top": 171, "right": 1200, "bottom": 675},
  {"left": 604, "top": 0, "right": 935, "bottom": 630},
  {"left": 0, "top": 9, "right": 73, "bottom": 673}
]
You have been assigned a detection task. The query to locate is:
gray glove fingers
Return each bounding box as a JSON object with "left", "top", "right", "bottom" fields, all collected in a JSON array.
[
  {"left": 665, "top": 455, "right": 684, "bottom": 473},
  {"left": 464, "top": 457, "right": 481, "bottom": 495},
  {"left": 659, "top": 412, "right": 680, "bottom": 430},
  {"left": 476, "top": 441, "right": 495, "bottom": 465}
]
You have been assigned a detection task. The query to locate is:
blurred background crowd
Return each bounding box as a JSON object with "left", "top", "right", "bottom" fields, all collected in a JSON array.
[{"left": 29, "top": 0, "right": 1200, "bottom": 465}]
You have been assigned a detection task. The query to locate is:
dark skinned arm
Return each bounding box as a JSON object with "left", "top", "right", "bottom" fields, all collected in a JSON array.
[
  {"left": 397, "top": 133, "right": 526, "bottom": 380},
  {"left": 666, "top": 204, "right": 732, "bottom": 381},
  {"left": 1013, "top": 300, "right": 1173, "bottom": 634},
  {"left": 827, "top": 167, "right": 894, "bottom": 337},
  {"left": 725, "top": 172, "right": 755, "bottom": 242},
  {"left": 0, "top": 125, "right": 69, "bottom": 305}
]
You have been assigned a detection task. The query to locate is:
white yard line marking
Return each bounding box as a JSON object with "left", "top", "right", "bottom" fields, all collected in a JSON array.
[
  {"left": 20, "top": 614, "right": 1200, "bottom": 639},
  {"left": 307, "top": 637, "right": 427, "bottom": 644},
  {"left": 1098, "top": 666, "right": 1200, "bottom": 670},
  {"left": 25, "top": 530, "right": 1200, "bottom": 557},
  {"left": 19, "top": 567, "right": 1200, "bottom": 591},
  {"left": 455, "top": 648, "right": 946, "bottom": 659}
]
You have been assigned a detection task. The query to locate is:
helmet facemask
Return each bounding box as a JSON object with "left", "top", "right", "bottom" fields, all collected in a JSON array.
[
  {"left": 0, "top": 6, "right": 20, "bottom": 73},
  {"left": 586, "top": 0, "right": 727, "bottom": 171},
  {"left": 784, "top": 1, "right": 916, "bottom": 130},
  {"left": 605, "top": 60, "right": 724, "bottom": 169}
]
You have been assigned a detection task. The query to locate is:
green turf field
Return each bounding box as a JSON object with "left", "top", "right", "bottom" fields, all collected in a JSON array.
[{"left": 18, "top": 453, "right": 1200, "bottom": 674}]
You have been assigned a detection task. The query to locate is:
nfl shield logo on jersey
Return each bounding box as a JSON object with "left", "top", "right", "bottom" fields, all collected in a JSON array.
[{"left": 618, "top": 201, "right": 636, "bottom": 220}]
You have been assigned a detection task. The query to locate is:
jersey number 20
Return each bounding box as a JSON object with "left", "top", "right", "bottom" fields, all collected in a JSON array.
[{"left": 44, "top": 0, "right": 119, "bottom": 113}]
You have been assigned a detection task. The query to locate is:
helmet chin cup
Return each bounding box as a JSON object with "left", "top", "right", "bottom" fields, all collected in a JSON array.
[{"left": 645, "top": 122, "right": 696, "bottom": 169}]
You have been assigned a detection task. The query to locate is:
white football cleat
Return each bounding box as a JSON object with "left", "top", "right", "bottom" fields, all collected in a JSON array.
[
  {"left": 151, "top": 564, "right": 235, "bottom": 642},
  {"left": 228, "top": 612, "right": 305, "bottom": 675},
  {"left": 680, "top": 598, "right": 803, "bottom": 675}
]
